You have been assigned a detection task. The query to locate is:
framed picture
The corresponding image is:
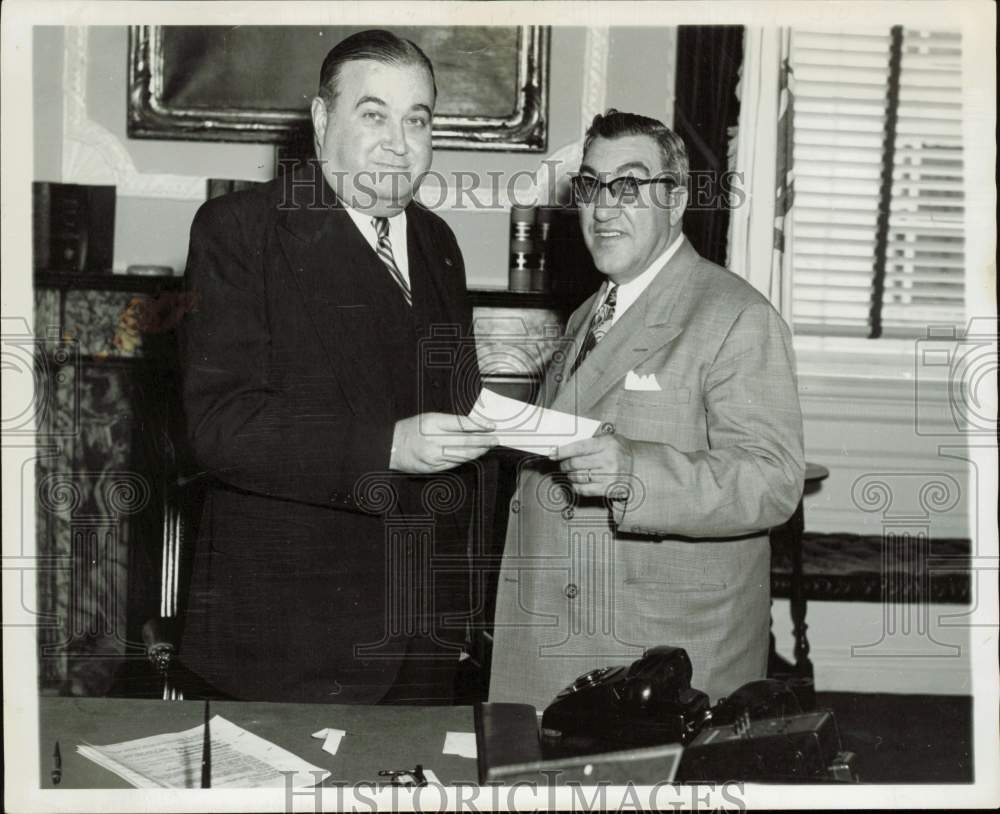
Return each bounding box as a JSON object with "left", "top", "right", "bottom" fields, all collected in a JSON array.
[{"left": 127, "top": 25, "right": 549, "bottom": 151}]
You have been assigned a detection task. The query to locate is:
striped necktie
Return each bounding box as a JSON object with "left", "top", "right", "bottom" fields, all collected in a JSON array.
[
  {"left": 373, "top": 217, "right": 412, "bottom": 306},
  {"left": 570, "top": 284, "right": 618, "bottom": 375}
]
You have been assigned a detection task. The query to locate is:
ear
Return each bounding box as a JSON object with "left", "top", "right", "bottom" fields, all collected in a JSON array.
[
  {"left": 310, "top": 97, "right": 328, "bottom": 155},
  {"left": 669, "top": 186, "right": 688, "bottom": 227}
]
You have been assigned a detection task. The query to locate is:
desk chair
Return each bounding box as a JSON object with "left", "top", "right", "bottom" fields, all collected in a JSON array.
[
  {"left": 141, "top": 177, "right": 258, "bottom": 699},
  {"left": 141, "top": 475, "right": 206, "bottom": 700}
]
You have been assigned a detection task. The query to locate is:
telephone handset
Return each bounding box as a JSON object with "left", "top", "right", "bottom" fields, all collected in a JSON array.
[{"left": 541, "top": 646, "right": 713, "bottom": 746}]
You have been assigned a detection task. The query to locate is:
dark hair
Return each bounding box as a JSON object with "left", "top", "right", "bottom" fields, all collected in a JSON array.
[
  {"left": 317, "top": 29, "right": 437, "bottom": 108},
  {"left": 582, "top": 109, "right": 689, "bottom": 186}
]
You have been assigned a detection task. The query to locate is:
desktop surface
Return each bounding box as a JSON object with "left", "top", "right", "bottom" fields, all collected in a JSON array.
[{"left": 38, "top": 696, "right": 478, "bottom": 789}]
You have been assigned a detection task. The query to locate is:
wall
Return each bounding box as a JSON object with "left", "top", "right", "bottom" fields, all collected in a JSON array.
[
  {"left": 789, "top": 337, "right": 975, "bottom": 693},
  {"left": 32, "top": 25, "right": 677, "bottom": 286},
  {"left": 32, "top": 25, "right": 974, "bottom": 695}
]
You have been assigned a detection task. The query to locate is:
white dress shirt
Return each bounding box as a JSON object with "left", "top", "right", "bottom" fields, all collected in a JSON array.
[
  {"left": 342, "top": 205, "right": 411, "bottom": 286},
  {"left": 597, "top": 232, "right": 684, "bottom": 326}
]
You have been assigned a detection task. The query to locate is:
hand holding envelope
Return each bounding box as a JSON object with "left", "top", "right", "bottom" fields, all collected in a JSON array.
[
  {"left": 389, "top": 411, "right": 498, "bottom": 473},
  {"left": 468, "top": 389, "right": 600, "bottom": 455},
  {"left": 469, "top": 389, "right": 634, "bottom": 498},
  {"left": 551, "top": 432, "right": 636, "bottom": 500}
]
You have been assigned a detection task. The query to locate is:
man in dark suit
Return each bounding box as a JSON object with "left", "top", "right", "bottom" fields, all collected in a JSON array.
[{"left": 177, "top": 30, "right": 495, "bottom": 704}]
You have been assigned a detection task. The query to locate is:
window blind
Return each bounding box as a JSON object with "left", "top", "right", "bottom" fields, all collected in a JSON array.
[{"left": 790, "top": 28, "right": 966, "bottom": 338}]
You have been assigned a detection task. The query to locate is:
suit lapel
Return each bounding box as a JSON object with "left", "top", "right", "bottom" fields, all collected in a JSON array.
[
  {"left": 407, "top": 203, "right": 462, "bottom": 326},
  {"left": 550, "top": 238, "right": 700, "bottom": 416},
  {"left": 544, "top": 288, "right": 601, "bottom": 409},
  {"left": 275, "top": 166, "right": 393, "bottom": 416}
]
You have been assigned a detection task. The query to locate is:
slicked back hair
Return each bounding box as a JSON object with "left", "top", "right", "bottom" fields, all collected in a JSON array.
[
  {"left": 317, "top": 28, "right": 437, "bottom": 109},
  {"left": 582, "top": 109, "right": 689, "bottom": 187}
]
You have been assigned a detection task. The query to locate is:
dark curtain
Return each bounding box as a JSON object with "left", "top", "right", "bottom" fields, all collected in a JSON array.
[{"left": 673, "top": 26, "right": 744, "bottom": 267}]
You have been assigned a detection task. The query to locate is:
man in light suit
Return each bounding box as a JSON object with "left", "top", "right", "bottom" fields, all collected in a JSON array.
[
  {"left": 489, "top": 110, "right": 805, "bottom": 710},
  {"left": 178, "top": 30, "right": 495, "bottom": 704}
]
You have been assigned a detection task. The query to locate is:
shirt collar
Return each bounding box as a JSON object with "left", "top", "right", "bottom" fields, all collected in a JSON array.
[
  {"left": 341, "top": 202, "right": 408, "bottom": 244},
  {"left": 605, "top": 232, "right": 684, "bottom": 324}
]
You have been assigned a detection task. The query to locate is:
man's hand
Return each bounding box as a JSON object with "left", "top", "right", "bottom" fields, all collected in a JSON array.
[
  {"left": 389, "top": 412, "right": 497, "bottom": 473},
  {"left": 552, "top": 434, "right": 635, "bottom": 499}
]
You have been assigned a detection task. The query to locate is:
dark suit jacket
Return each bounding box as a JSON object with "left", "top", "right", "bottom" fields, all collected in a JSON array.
[{"left": 177, "top": 164, "right": 481, "bottom": 702}]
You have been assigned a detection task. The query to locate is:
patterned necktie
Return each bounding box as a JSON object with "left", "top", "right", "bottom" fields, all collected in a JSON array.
[
  {"left": 570, "top": 284, "right": 618, "bottom": 375},
  {"left": 373, "top": 217, "right": 412, "bottom": 306}
]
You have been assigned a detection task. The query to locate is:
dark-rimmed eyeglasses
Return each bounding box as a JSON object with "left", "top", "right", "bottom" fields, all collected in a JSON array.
[{"left": 570, "top": 174, "right": 678, "bottom": 205}]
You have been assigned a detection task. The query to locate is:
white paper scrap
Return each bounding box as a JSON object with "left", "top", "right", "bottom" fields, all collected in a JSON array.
[
  {"left": 422, "top": 769, "right": 442, "bottom": 785},
  {"left": 76, "top": 715, "right": 329, "bottom": 788},
  {"left": 469, "top": 389, "right": 600, "bottom": 454},
  {"left": 442, "top": 731, "right": 477, "bottom": 759},
  {"left": 311, "top": 727, "right": 346, "bottom": 756},
  {"left": 321, "top": 732, "right": 344, "bottom": 756}
]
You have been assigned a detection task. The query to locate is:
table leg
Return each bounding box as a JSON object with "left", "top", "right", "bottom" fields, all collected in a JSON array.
[
  {"left": 769, "top": 499, "right": 815, "bottom": 710},
  {"left": 787, "top": 500, "right": 815, "bottom": 709}
]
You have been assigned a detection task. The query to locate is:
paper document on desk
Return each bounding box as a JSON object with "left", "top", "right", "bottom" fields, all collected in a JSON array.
[
  {"left": 469, "top": 388, "right": 600, "bottom": 454},
  {"left": 76, "top": 715, "right": 328, "bottom": 788}
]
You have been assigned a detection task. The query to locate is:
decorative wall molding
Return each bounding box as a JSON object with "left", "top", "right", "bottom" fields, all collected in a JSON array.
[
  {"left": 62, "top": 27, "right": 205, "bottom": 201},
  {"left": 661, "top": 29, "right": 678, "bottom": 128},
  {"left": 580, "top": 27, "right": 610, "bottom": 132}
]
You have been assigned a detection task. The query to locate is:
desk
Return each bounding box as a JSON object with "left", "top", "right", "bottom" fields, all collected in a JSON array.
[{"left": 39, "top": 697, "right": 479, "bottom": 789}]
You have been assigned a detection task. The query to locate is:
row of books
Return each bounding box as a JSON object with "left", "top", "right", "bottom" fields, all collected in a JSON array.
[{"left": 508, "top": 205, "right": 557, "bottom": 293}]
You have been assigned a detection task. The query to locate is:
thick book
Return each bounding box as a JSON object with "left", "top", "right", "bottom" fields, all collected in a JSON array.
[{"left": 32, "top": 182, "right": 116, "bottom": 272}]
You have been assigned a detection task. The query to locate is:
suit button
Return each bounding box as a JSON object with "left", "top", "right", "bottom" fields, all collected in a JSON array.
[
  {"left": 510, "top": 499, "right": 521, "bottom": 513},
  {"left": 599, "top": 421, "right": 615, "bottom": 435},
  {"left": 564, "top": 584, "right": 579, "bottom": 599},
  {"left": 329, "top": 491, "right": 340, "bottom": 503},
  {"left": 561, "top": 506, "right": 575, "bottom": 520}
]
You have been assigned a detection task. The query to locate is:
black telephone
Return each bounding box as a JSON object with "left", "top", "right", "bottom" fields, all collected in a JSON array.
[
  {"left": 540, "top": 646, "right": 713, "bottom": 747},
  {"left": 539, "top": 646, "right": 858, "bottom": 782}
]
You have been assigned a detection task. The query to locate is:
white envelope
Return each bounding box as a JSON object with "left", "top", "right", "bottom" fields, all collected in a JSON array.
[
  {"left": 624, "top": 370, "right": 661, "bottom": 391},
  {"left": 468, "top": 388, "right": 599, "bottom": 454}
]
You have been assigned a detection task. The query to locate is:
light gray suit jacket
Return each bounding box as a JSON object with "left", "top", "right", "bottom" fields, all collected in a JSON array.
[{"left": 488, "top": 238, "right": 805, "bottom": 710}]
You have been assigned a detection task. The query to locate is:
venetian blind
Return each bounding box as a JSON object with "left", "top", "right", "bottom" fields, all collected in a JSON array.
[{"left": 790, "top": 28, "right": 966, "bottom": 338}]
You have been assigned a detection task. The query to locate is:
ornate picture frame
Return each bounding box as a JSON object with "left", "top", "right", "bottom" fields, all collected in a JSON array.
[{"left": 127, "top": 25, "right": 549, "bottom": 151}]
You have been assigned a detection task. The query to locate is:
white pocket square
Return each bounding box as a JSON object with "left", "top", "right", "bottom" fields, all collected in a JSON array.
[{"left": 624, "top": 370, "right": 661, "bottom": 391}]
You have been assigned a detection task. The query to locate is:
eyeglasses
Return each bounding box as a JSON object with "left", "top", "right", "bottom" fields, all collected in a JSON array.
[{"left": 570, "top": 174, "right": 679, "bottom": 205}]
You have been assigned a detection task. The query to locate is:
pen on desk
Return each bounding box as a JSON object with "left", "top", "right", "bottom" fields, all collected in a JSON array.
[
  {"left": 201, "top": 699, "right": 211, "bottom": 789},
  {"left": 51, "top": 740, "right": 62, "bottom": 786}
]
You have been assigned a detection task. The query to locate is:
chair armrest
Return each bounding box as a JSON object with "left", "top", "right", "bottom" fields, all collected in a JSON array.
[{"left": 142, "top": 617, "right": 178, "bottom": 676}]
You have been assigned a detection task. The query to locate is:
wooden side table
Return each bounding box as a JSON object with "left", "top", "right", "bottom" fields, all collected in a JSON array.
[{"left": 768, "top": 462, "right": 829, "bottom": 709}]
